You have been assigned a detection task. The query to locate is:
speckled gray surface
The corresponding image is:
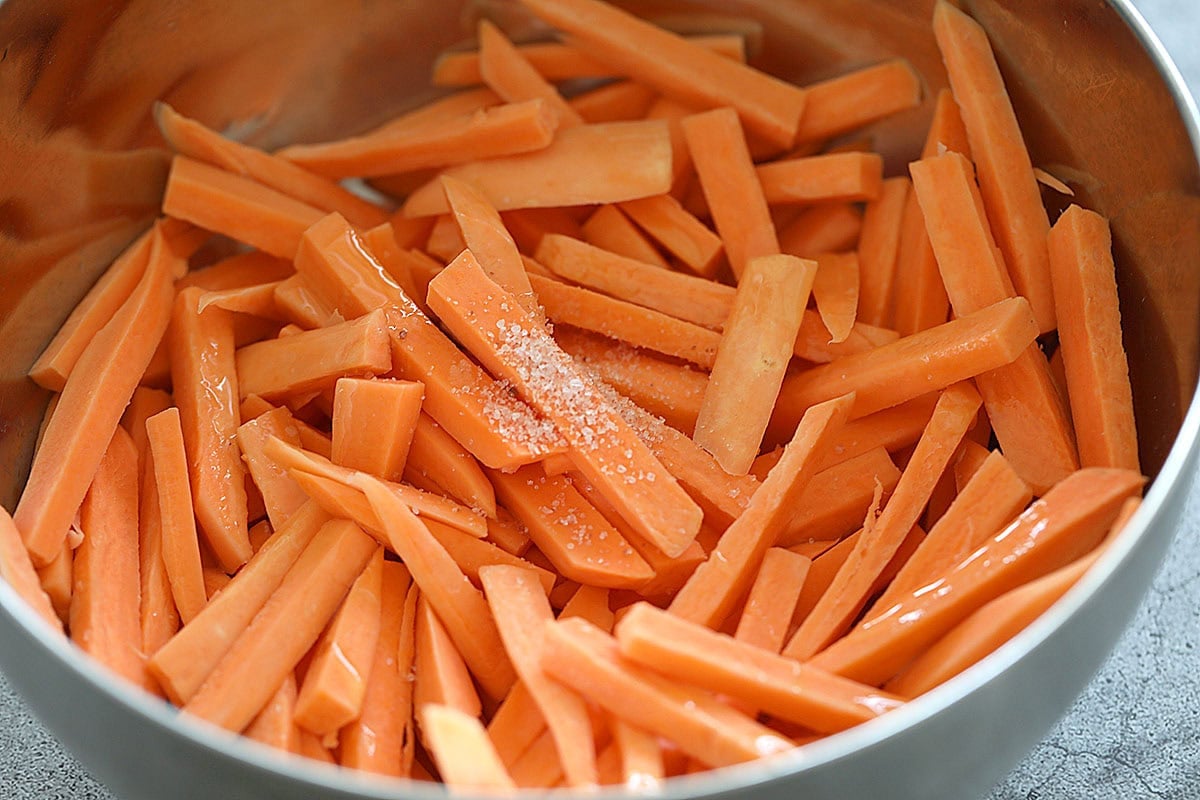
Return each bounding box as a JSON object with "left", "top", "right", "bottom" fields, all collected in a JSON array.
[{"left": 2, "top": 1, "right": 1199, "bottom": 799}]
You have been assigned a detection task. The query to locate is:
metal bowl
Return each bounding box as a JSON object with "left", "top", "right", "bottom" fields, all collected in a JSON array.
[{"left": 0, "top": 1, "right": 1197, "bottom": 798}]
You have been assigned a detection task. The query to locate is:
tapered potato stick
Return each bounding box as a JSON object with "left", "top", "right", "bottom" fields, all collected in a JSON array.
[
  {"left": 934, "top": 1, "right": 1055, "bottom": 332},
  {"left": 786, "top": 383, "right": 981, "bottom": 659},
  {"left": 244, "top": 674, "right": 298, "bottom": 753},
  {"left": 422, "top": 519, "right": 555, "bottom": 595},
  {"left": 560, "top": 585, "right": 615, "bottom": 631},
  {"left": 183, "top": 519, "right": 378, "bottom": 732},
  {"left": 280, "top": 99, "right": 558, "bottom": 180},
  {"left": 778, "top": 202, "right": 864, "bottom": 258},
  {"left": 237, "top": 407, "right": 309, "bottom": 531},
  {"left": 177, "top": 250, "right": 294, "bottom": 292},
  {"left": 196, "top": 282, "right": 284, "bottom": 320},
  {"left": 433, "top": 34, "right": 746, "bottom": 86},
  {"left": 442, "top": 175, "right": 536, "bottom": 308},
  {"left": 155, "top": 103, "right": 388, "bottom": 229},
  {"left": 793, "top": 58, "right": 922, "bottom": 144},
  {"left": 402, "top": 121, "right": 673, "bottom": 217},
  {"left": 683, "top": 108, "right": 779, "bottom": 278},
  {"left": 0, "top": 506, "right": 64, "bottom": 632},
  {"left": 735, "top": 548, "right": 810, "bottom": 654},
  {"left": 69, "top": 427, "right": 142, "bottom": 684},
  {"left": 163, "top": 156, "right": 325, "bottom": 259},
  {"left": 428, "top": 251, "right": 702, "bottom": 558},
  {"left": 778, "top": 447, "right": 901, "bottom": 545},
  {"left": 331, "top": 378, "right": 424, "bottom": 481},
  {"left": 405, "top": 414, "right": 498, "bottom": 518},
  {"left": 481, "top": 565, "right": 598, "bottom": 787},
  {"left": 488, "top": 682, "right": 546, "bottom": 768},
  {"left": 612, "top": 719, "right": 664, "bottom": 789},
  {"left": 272, "top": 276, "right": 340, "bottom": 329},
  {"left": 811, "top": 468, "right": 1144, "bottom": 684},
  {"left": 670, "top": 393, "right": 853, "bottom": 629},
  {"left": 856, "top": 177, "right": 910, "bottom": 328},
  {"left": 17, "top": 229, "right": 175, "bottom": 567},
  {"left": 138, "top": 461, "right": 178, "bottom": 672},
  {"left": 617, "top": 603, "right": 901, "bottom": 732},
  {"left": 360, "top": 223, "right": 425, "bottom": 304},
  {"left": 414, "top": 594, "right": 482, "bottom": 718},
  {"left": 757, "top": 152, "right": 884, "bottom": 206},
  {"left": 582, "top": 204, "right": 671, "bottom": 269},
  {"left": 479, "top": 20, "right": 583, "bottom": 128},
  {"left": 357, "top": 474, "right": 516, "bottom": 701},
  {"left": 421, "top": 705, "right": 517, "bottom": 792},
  {"left": 617, "top": 194, "right": 724, "bottom": 275},
  {"left": 541, "top": 618, "right": 791, "bottom": 768},
  {"left": 167, "top": 287, "right": 251, "bottom": 572},
  {"left": 769, "top": 296, "right": 1038, "bottom": 439},
  {"left": 147, "top": 502, "right": 329, "bottom": 705},
  {"left": 1047, "top": 204, "right": 1139, "bottom": 472},
  {"left": 811, "top": 252, "right": 860, "bottom": 345},
  {"left": 518, "top": 0, "right": 805, "bottom": 149},
  {"left": 294, "top": 548, "right": 384, "bottom": 738},
  {"left": 695, "top": 254, "right": 816, "bottom": 474}
]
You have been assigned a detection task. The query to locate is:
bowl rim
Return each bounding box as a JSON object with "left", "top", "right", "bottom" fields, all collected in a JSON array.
[{"left": 2, "top": 0, "right": 1199, "bottom": 797}]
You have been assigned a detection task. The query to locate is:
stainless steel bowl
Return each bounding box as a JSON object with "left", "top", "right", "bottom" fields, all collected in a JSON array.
[{"left": 0, "top": 1, "right": 1197, "bottom": 798}]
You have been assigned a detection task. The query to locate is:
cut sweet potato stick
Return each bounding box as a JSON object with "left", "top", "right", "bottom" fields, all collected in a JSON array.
[
  {"left": 535, "top": 234, "right": 730, "bottom": 330},
  {"left": 559, "top": 585, "right": 615, "bottom": 631},
  {"left": 769, "top": 296, "right": 1038, "bottom": 439},
  {"left": 145, "top": 408, "right": 207, "bottom": 625},
  {"left": 911, "top": 151, "right": 1078, "bottom": 491},
  {"left": 403, "top": 120, "right": 672, "bottom": 217},
  {"left": 280, "top": 99, "right": 558, "bottom": 180},
  {"left": 292, "top": 212, "right": 563, "bottom": 469},
  {"left": 481, "top": 564, "right": 598, "bottom": 787},
  {"left": 196, "top": 282, "right": 284, "bottom": 321},
  {"left": 35, "top": 541, "right": 72, "bottom": 626},
  {"left": 644, "top": 95, "right": 697, "bottom": 195},
  {"left": 184, "top": 518, "right": 378, "bottom": 732},
  {"left": 121, "top": 386, "right": 172, "bottom": 470},
  {"left": 734, "top": 547, "right": 810, "bottom": 654},
  {"left": 69, "top": 427, "right": 143, "bottom": 684},
  {"left": 414, "top": 593, "right": 482, "bottom": 719},
  {"left": 519, "top": 0, "right": 804, "bottom": 149},
  {"left": 356, "top": 474, "right": 516, "bottom": 701},
  {"left": 793, "top": 310, "right": 897, "bottom": 364},
  {"left": 856, "top": 177, "right": 910, "bottom": 329},
  {"left": 16, "top": 230, "right": 175, "bottom": 567},
  {"left": 147, "top": 502, "right": 329, "bottom": 705},
  {"left": 612, "top": 720, "right": 664, "bottom": 789},
  {"left": 682, "top": 107, "right": 779, "bottom": 278},
  {"left": 441, "top": 174, "right": 536, "bottom": 309},
  {"left": 794, "top": 59, "right": 922, "bottom": 144},
  {"left": 953, "top": 438, "right": 993, "bottom": 491},
  {"left": 433, "top": 33, "right": 745, "bottom": 86},
  {"left": 503, "top": 207, "right": 586, "bottom": 255},
  {"left": 0, "top": 504, "right": 64, "bottom": 631},
  {"left": 490, "top": 466, "right": 654, "bottom": 590},
  {"left": 422, "top": 518, "right": 555, "bottom": 595},
  {"left": 582, "top": 204, "right": 671, "bottom": 269},
  {"left": 875, "top": 449, "right": 1031, "bottom": 612},
  {"left": 339, "top": 562, "right": 416, "bottom": 777},
  {"left": 506, "top": 728, "right": 565, "bottom": 789},
  {"left": 814, "top": 394, "right": 940, "bottom": 469},
  {"left": 425, "top": 214, "right": 467, "bottom": 262},
  {"left": 177, "top": 250, "right": 295, "bottom": 292},
  {"left": 617, "top": 194, "right": 724, "bottom": 276},
  {"left": 405, "top": 414, "right": 498, "bottom": 518},
  {"left": 488, "top": 681, "right": 546, "bottom": 769},
  {"left": 812, "top": 468, "right": 1144, "bottom": 685},
  {"left": 137, "top": 460, "right": 179, "bottom": 666},
  {"left": 272, "top": 276, "right": 340, "bottom": 329},
  {"left": 155, "top": 103, "right": 388, "bottom": 229},
  {"left": 934, "top": 1, "right": 1055, "bottom": 332},
  {"left": 479, "top": 20, "right": 583, "bottom": 129},
  {"left": 541, "top": 618, "right": 791, "bottom": 768},
  {"left": 757, "top": 152, "right": 884, "bottom": 206},
  {"left": 779, "top": 446, "right": 902, "bottom": 546},
  {"left": 670, "top": 393, "right": 853, "bottom": 629},
  {"left": 163, "top": 156, "right": 325, "bottom": 259},
  {"left": 811, "top": 252, "right": 859, "bottom": 344},
  {"left": 360, "top": 224, "right": 425, "bottom": 304},
  {"left": 428, "top": 251, "right": 702, "bottom": 558},
  {"left": 779, "top": 202, "right": 863, "bottom": 259},
  {"left": 294, "top": 548, "right": 384, "bottom": 738},
  {"left": 422, "top": 705, "right": 516, "bottom": 792},
  {"left": 331, "top": 378, "right": 424, "bottom": 482},
  {"left": 245, "top": 674, "right": 298, "bottom": 753},
  {"left": 618, "top": 603, "right": 901, "bottom": 732},
  {"left": 695, "top": 254, "right": 816, "bottom": 474},
  {"left": 1047, "top": 204, "right": 1139, "bottom": 472},
  {"left": 167, "top": 287, "right": 252, "bottom": 572},
  {"left": 237, "top": 407, "right": 309, "bottom": 531},
  {"left": 786, "top": 382, "right": 980, "bottom": 660}
]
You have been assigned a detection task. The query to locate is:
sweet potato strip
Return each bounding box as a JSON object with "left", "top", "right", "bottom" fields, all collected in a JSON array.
[
  {"left": 402, "top": 121, "right": 672, "bottom": 217},
  {"left": 17, "top": 231, "right": 175, "bottom": 567},
  {"left": 683, "top": 108, "right": 779, "bottom": 278},
  {"left": 488, "top": 682, "right": 546, "bottom": 769},
  {"left": 1047, "top": 205, "right": 1139, "bottom": 472},
  {"left": 779, "top": 202, "right": 864, "bottom": 259},
  {"left": 582, "top": 204, "right": 671, "bottom": 269},
  {"left": 481, "top": 565, "right": 598, "bottom": 787},
  {"left": 811, "top": 252, "right": 860, "bottom": 344},
  {"left": 155, "top": 103, "right": 388, "bottom": 229},
  {"left": 618, "top": 603, "right": 901, "bottom": 732},
  {"left": 414, "top": 593, "right": 482, "bottom": 718},
  {"left": 137, "top": 464, "right": 178, "bottom": 669},
  {"left": 735, "top": 548, "right": 810, "bottom": 654},
  {"left": 856, "top": 177, "right": 910, "bottom": 328},
  {"left": 442, "top": 174, "right": 536, "bottom": 308},
  {"left": 934, "top": 1, "right": 1055, "bottom": 331},
  {"left": 406, "top": 414, "right": 498, "bottom": 518},
  {"left": 670, "top": 393, "right": 853, "bottom": 629},
  {"left": 617, "top": 194, "right": 724, "bottom": 276},
  {"left": 244, "top": 674, "right": 298, "bottom": 753},
  {"left": 280, "top": 99, "right": 558, "bottom": 180},
  {"left": 423, "top": 519, "right": 555, "bottom": 595},
  {"left": 331, "top": 378, "right": 424, "bottom": 481},
  {"left": 237, "top": 407, "right": 309, "bottom": 531},
  {"left": 779, "top": 447, "right": 901, "bottom": 546},
  {"left": 421, "top": 705, "right": 517, "bottom": 792},
  {"left": 479, "top": 20, "right": 583, "bottom": 128},
  {"left": 428, "top": 251, "right": 702, "bottom": 558},
  {"left": 695, "top": 254, "right": 816, "bottom": 474},
  {"left": 356, "top": 474, "right": 516, "bottom": 701},
  {"left": 794, "top": 59, "right": 922, "bottom": 144},
  {"left": 147, "top": 502, "right": 328, "bottom": 705},
  {"left": 184, "top": 519, "right": 378, "bottom": 732},
  {"left": 542, "top": 618, "right": 791, "bottom": 768},
  {"left": 812, "top": 468, "right": 1144, "bottom": 685},
  {"left": 786, "top": 383, "right": 981, "bottom": 660},
  {"left": 69, "top": 427, "right": 142, "bottom": 684},
  {"left": 757, "top": 152, "right": 884, "bottom": 206},
  {"left": 0, "top": 506, "right": 63, "bottom": 632}
]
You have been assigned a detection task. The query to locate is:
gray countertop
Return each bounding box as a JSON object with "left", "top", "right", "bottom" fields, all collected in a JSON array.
[{"left": 2, "top": 0, "right": 1199, "bottom": 798}]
